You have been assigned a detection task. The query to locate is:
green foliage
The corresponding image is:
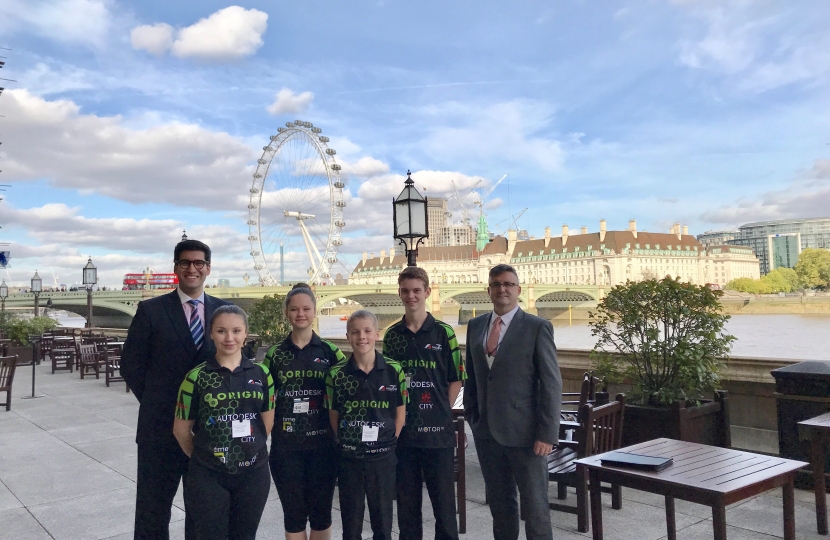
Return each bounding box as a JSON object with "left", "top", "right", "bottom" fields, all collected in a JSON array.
[
  {"left": 774, "top": 268, "right": 801, "bottom": 291},
  {"left": 725, "top": 268, "right": 802, "bottom": 294},
  {"left": 0, "top": 314, "right": 59, "bottom": 345},
  {"left": 247, "top": 294, "right": 291, "bottom": 346},
  {"left": 795, "top": 248, "right": 830, "bottom": 289},
  {"left": 589, "top": 276, "right": 735, "bottom": 406},
  {"left": 725, "top": 277, "right": 766, "bottom": 294}
]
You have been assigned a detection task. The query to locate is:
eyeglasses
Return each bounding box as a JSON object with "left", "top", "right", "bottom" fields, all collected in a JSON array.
[
  {"left": 175, "top": 260, "right": 209, "bottom": 270},
  {"left": 489, "top": 282, "right": 518, "bottom": 289}
]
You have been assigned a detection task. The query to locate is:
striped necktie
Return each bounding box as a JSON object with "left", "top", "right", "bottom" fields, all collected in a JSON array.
[{"left": 187, "top": 299, "right": 204, "bottom": 350}]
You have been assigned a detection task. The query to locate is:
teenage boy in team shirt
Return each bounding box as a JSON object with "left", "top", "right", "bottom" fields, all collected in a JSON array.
[
  {"left": 383, "top": 267, "right": 465, "bottom": 540},
  {"left": 326, "top": 310, "right": 408, "bottom": 540}
]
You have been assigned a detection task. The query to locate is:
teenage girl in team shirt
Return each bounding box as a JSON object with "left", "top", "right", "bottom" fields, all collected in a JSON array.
[
  {"left": 173, "top": 305, "right": 276, "bottom": 540},
  {"left": 263, "top": 283, "right": 347, "bottom": 540}
]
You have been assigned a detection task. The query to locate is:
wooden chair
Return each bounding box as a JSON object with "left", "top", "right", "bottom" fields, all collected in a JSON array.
[
  {"left": 0, "top": 355, "right": 18, "bottom": 411},
  {"left": 103, "top": 344, "right": 129, "bottom": 392},
  {"left": 548, "top": 394, "right": 626, "bottom": 533},
  {"left": 40, "top": 333, "right": 54, "bottom": 362},
  {"left": 51, "top": 347, "right": 75, "bottom": 374},
  {"left": 560, "top": 372, "right": 607, "bottom": 437},
  {"left": 77, "top": 344, "right": 100, "bottom": 379}
]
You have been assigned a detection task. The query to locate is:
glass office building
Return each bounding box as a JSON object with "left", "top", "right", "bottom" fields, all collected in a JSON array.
[{"left": 728, "top": 218, "right": 830, "bottom": 274}]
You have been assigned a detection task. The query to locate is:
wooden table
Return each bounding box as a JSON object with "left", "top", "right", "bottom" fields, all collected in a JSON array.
[
  {"left": 576, "top": 438, "right": 807, "bottom": 540},
  {"left": 798, "top": 411, "right": 830, "bottom": 535}
]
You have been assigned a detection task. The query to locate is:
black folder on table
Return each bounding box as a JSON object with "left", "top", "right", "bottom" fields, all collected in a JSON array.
[{"left": 600, "top": 451, "right": 673, "bottom": 472}]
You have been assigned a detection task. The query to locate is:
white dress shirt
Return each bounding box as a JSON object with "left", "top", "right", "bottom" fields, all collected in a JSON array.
[{"left": 483, "top": 304, "right": 520, "bottom": 368}]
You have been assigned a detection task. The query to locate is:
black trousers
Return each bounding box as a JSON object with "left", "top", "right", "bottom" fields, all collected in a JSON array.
[
  {"left": 269, "top": 445, "right": 338, "bottom": 533},
  {"left": 135, "top": 439, "right": 194, "bottom": 540},
  {"left": 184, "top": 461, "right": 271, "bottom": 540},
  {"left": 396, "top": 446, "right": 459, "bottom": 540},
  {"left": 474, "top": 437, "right": 552, "bottom": 540},
  {"left": 338, "top": 452, "right": 397, "bottom": 540}
]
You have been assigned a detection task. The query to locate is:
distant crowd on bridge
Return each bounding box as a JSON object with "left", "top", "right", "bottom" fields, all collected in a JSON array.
[{"left": 118, "top": 237, "right": 562, "bottom": 540}]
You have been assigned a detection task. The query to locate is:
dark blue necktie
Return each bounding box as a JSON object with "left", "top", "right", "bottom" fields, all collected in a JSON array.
[{"left": 188, "top": 299, "right": 204, "bottom": 350}]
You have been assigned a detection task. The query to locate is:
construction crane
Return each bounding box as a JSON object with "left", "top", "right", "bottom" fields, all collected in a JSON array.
[
  {"left": 493, "top": 207, "right": 528, "bottom": 236},
  {"left": 472, "top": 174, "right": 508, "bottom": 220}
]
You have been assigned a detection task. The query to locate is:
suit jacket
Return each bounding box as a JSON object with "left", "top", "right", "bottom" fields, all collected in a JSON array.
[
  {"left": 121, "top": 290, "right": 231, "bottom": 444},
  {"left": 463, "top": 308, "right": 562, "bottom": 447}
]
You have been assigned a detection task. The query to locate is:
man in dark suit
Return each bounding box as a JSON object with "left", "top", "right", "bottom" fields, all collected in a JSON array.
[
  {"left": 122, "top": 239, "right": 231, "bottom": 540},
  {"left": 464, "top": 263, "right": 561, "bottom": 540}
]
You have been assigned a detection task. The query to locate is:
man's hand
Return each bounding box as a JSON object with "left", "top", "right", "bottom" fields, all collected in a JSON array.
[{"left": 533, "top": 440, "right": 553, "bottom": 456}]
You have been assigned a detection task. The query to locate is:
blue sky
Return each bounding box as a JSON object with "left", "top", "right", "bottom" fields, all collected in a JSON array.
[{"left": 1, "top": 0, "right": 829, "bottom": 287}]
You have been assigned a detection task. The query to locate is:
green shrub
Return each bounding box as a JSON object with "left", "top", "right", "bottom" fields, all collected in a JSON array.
[
  {"left": 247, "top": 294, "right": 291, "bottom": 347},
  {"left": 590, "top": 276, "right": 735, "bottom": 406},
  {"left": 0, "top": 314, "right": 59, "bottom": 345}
]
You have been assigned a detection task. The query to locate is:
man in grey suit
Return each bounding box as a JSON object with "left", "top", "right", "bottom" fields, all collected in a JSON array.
[{"left": 464, "top": 263, "right": 562, "bottom": 540}]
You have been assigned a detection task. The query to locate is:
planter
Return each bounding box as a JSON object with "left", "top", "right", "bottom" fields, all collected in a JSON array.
[
  {"left": 622, "top": 390, "right": 732, "bottom": 448},
  {"left": 7, "top": 344, "right": 35, "bottom": 366}
]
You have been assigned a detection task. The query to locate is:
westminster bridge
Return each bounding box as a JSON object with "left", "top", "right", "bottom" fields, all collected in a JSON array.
[{"left": 2, "top": 283, "right": 603, "bottom": 328}]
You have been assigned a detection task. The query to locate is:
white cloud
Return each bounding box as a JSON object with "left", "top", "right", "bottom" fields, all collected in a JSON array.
[
  {"left": 0, "top": 0, "right": 111, "bottom": 48},
  {"left": 0, "top": 90, "right": 257, "bottom": 210},
  {"left": 339, "top": 157, "right": 389, "bottom": 178},
  {"left": 131, "top": 23, "right": 175, "bottom": 56},
  {"left": 131, "top": 6, "right": 268, "bottom": 62},
  {"left": 267, "top": 88, "right": 315, "bottom": 115},
  {"left": 421, "top": 100, "right": 565, "bottom": 174},
  {"left": 700, "top": 159, "right": 830, "bottom": 226}
]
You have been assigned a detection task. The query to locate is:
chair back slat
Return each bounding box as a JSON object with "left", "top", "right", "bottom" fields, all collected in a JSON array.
[
  {"left": 0, "top": 356, "right": 17, "bottom": 389},
  {"left": 578, "top": 394, "right": 625, "bottom": 457}
]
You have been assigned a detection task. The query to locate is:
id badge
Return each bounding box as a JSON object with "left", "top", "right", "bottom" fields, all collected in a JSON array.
[
  {"left": 405, "top": 374, "right": 412, "bottom": 389},
  {"left": 362, "top": 424, "right": 379, "bottom": 442},
  {"left": 293, "top": 398, "right": 310, "bottom": 414},
  {"left": 232, "top": 419, "right": 251, "bottom": 438}
]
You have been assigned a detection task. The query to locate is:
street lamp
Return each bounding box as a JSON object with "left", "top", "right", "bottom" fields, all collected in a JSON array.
[
  {"left": 0, "top": 280, "right": 7, "bottom": 315},
  {"left": 181, "top": 229, "right": 188, "bottom": 242},
  {"left": 31, "top": 271, "right": 42, "bottom": 317},
  {"left": 392, "top": 170, "right": 429, "bottom": 267},
  {"left": 83, "top": 257, "right": 98, "bottom": 328}
]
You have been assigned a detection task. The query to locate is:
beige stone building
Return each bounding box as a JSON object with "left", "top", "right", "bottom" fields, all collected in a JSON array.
[{"left": 349, "top": 219, "right": 760, "bottom": 288}]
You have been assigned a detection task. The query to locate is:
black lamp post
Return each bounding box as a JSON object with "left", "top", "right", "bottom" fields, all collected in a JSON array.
[
  {"left": 31, "top": 271, "right": 42, "bottom": 317},
  {"left": 25, "top": 273, "right": 45, "bottom": 400},
  {"left": 392, "top": 170, "right": 429, "bottom": 267},
  {"left": 83, "top": 257, "right": 97, "bottom": 329},
  {"left": 0, "top": 279, "right": 7, "bottom": 315}
]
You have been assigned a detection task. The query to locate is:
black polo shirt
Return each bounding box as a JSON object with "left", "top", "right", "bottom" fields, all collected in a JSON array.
[
  {"left": 383, "top": 314, "right": 465, "bottom": 448},
  {"left": 263, "top": 332, "right": 346, "bottom": 450},
  {"left": 176, "top": 356, "right": 275, "bottom": 474},
  {"left": 325, "top": 351, "right": 408, "bottom": 460}
]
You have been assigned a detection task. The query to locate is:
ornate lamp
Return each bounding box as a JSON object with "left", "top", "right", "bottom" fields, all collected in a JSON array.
[
  {"left": 83, "top": 257, "right": 98, "bottom": 328},
  {"left": 392, "top": 171, "right": 429, "bottom": 267},
  {"left": 0, "top": 279, "right": 7, "bottom": 314},
  {"left": 31, "top": 271, "right": 42, "bottom": 317}
]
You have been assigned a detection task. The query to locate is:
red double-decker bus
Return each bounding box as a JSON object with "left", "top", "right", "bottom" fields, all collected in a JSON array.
[{"left": 123, "top": 273, "right": 179, "bottom": 290}]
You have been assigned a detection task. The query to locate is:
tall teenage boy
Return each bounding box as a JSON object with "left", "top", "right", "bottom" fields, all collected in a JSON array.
[
  {"left": 326, "top": 310, "right": 407, "bottom": 540},
  {"left": 383, "top": 267, "right": 465, "bottom": 540}
]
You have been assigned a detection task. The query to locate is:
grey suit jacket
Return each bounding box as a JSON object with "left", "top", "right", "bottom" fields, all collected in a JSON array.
[{"left": 463, "top": 308, "right": 562, "bottom": 447}]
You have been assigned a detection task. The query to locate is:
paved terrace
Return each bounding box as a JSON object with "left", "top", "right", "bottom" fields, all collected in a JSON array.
[{"left": 1, "top": 363, "right": 825, "bottom": 540}]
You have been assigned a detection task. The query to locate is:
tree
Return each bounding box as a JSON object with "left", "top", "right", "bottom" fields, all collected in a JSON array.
[
  {"left": 774, "top": 267, "right": 801, "bottom": 291},
  {"left": 761, "top": 270, "right": 792, "bottom": 293},
  {"left": 725, "top": 277, "right": 766, "bottom": 294},
  {"left": 248, "top": 294, "right": 291, "bottom": 346},
  {"left": 795, "top": 248, "right": 830, "bottom": 289},
  {"left": 589, "top": 276, "right": 735, "bottom": 406}
]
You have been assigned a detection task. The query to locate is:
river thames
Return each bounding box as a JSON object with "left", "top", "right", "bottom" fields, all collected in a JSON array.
[
  {"left": 55, "top": 311, "right": 829, "bottom": 361},
  {"left": 319, "top": 313, "right": 830, "bottom": 361}
]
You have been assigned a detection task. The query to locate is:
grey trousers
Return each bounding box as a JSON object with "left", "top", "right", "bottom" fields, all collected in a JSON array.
[{"left": 474, "top": 437, "right": 553, "bottom": 540}]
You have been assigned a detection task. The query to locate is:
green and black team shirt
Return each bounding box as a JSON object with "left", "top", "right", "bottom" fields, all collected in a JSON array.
[
  {"left": 176, "top": 356, "right": 275, "bottom": 474},
  {"left": 325, "top": 351, "right": 408, "bottom": 460},
  {"left": 383, "top": 313, "right": 465, "bottom": 448},
  {"left": 262, "top": 332, "right": 346, "bottom": 449}
]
